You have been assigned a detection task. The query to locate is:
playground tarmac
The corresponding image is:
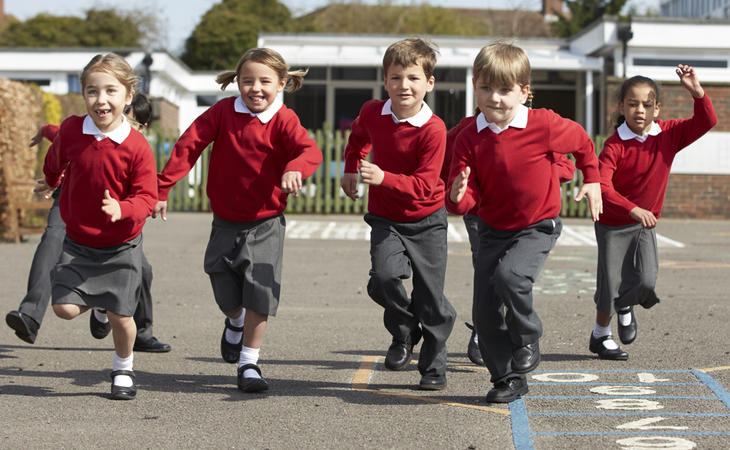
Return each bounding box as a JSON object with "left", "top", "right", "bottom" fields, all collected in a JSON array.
[{"left": 1, "top": 213, "right": 728, "bottom": 449}]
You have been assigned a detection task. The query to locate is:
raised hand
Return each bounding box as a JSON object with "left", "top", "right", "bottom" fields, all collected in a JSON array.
[{"left": 676, "top": 64, "right": 704, "bottom": 98}]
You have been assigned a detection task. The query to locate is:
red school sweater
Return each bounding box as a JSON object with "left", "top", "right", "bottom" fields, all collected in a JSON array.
[
  {"left": 446, "top": 108, "right": 599, "bottom": 231},
  {"left": 157, "top": 97, "right": 322, "bottom": 222},
  {"left": 43, "top": 115, "right": 157, "bottom": 248},
  {"left": 344, "top": 99, "right": 446, "bottom": 222},
  {"left": 598, "top": 94, "right": 717, "bottom": 226}
]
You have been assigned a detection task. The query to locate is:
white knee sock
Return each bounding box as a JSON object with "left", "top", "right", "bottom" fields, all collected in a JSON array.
[
  {"left": 592, "top": 322, "right": 611, "bottom": 338},
  {"left": 112, "top": 352, "right": 134, "bottom": 387},
  {"left": 617, "top": 308, "right": 632, "bottom": 326},
  {"left": 239, "top": 346, "right": 261, "bottom": 379},
  {"left": 93, "top": 308, "right": 109, "bottom": 324},
  {"left": 225, "top": 309, "right": 245, "bottom": 344}
]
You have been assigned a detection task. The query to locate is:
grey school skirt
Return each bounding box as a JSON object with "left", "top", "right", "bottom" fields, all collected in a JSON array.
[
  {"left": 203, "top": 214, "right": 285, "bottom": 316},
  {"left": 594, "top": 222, "right": 659, "bottom": 316},
  {"left": 52, "top": 234, "right": 144, "bottom": 317}
]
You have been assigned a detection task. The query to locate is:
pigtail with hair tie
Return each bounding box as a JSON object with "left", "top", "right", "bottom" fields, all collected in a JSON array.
[{"left": 215, "top": 71, "right": 238, "bottom": 91}]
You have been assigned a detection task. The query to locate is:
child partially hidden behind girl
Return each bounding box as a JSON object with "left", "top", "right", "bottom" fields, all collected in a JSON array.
[
  {"left": 589, "top": 65, "right": 717, "bottom": 360},
  {"left": 40, "top": 53, "right": 158, "bottom": 400}
]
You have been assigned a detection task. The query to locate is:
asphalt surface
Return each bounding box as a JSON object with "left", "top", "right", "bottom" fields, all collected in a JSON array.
[{"left": 1, "top": 213, "right": 728, "bottom": 449}]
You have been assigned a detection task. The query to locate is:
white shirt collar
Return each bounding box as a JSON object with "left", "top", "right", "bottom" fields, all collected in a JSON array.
[
  {"left": 381, "top": 99, "right": 433, "bottom": 127},
  {"left": 234, "top": 96, "right": 283, "bottom": 123},
  {"left": 82, "top": 115, "right": 131, "bottom": 143},
  {"left": 476, "top": 104, "right": 529, "bottom": 134},
  {"left": 617, "top": 121, "right": 662, "bottom": 142}
]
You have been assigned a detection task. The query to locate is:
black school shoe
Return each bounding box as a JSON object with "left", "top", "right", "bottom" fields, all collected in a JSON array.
[
  {"left": 237, "top": 363, "right": 269, "bottom": 393},
  {"left": 89, "top": 310, "right": 111, "bottom": 339},
  {"left": 220, "top": 318, "right": 244, "bottom": 363},
  {"left": 589, "top": 333, "right": 628, "bottom": 360},
  {"left": 110, "top": 370, "right": 136, "bottom": 400},
  {"left": 134, "top": 337, "right": 172, "bottom": 353},
  {"left": 617, "top": 307, "right": 637, "bottom": 345},
  {"left": 419, "top": 372, "right": 447, "bottom": 391},
  {"left": 485, "top": 376, "right": 528, "bottom": 403},
  {"left": 465, "top": 322, "right": 484, "bottom": 366},
  {"left": 6, "top": 310, "right": 39, "bottom": 344},
  {"left": 384, "top": 327, "right": 422, "bottom": 371},
  {"left": 512, "top": 342, "right": 540, "bottom": 374}
]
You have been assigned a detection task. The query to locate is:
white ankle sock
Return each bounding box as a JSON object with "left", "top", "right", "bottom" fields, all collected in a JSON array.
[
  {"left": 225, "top": 310, "right": 245, "bottom": 344},
  {"left": 112, "top": 352, "right": 134, "bottom": 387},
  {"left": 618, "top": 309, "right": 632, "bottom": 326},
  {"left": 239, "top": 346, "right": 261, "bottom": 379},
  {"left": 592, "top": 322, "right": 611, "bottom": 338},
  {"left": 93, "top": 308, "right": 109, "bottom": 324}
]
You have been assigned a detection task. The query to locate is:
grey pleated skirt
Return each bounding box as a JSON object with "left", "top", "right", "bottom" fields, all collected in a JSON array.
[{"left": 52, "top": 234, "right": 143, "bottom": 317}]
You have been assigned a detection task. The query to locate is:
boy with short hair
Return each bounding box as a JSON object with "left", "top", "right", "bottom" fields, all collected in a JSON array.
[
  {"left": 447, "top": 41, "right": 602, "bottom": 403},
  {"left": 341, "top": 37, "right": 455, "bottom": 390}
]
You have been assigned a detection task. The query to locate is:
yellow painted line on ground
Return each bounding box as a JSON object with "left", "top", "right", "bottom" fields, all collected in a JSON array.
[
  {"left": 351, "top": 355, "right": 379, "bottom": 389},
  {"left": 697, "top": 365, "right": 730, "bottom": 373},
  {"left": 351, "top": 356, "right": 509, "bottom": 415}
]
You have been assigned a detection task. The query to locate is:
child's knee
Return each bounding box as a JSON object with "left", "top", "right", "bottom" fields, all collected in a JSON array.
[
  {"left": 52, "top": 304, "right": 77, "bottom": 320},
  {"left": 493, "top": 265, "right": 529, "bottom": 298}
]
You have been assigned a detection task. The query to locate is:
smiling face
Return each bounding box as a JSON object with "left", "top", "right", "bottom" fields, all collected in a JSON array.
[
  {"left": 619, "top": 83, "right": 661, "bottom": 135},
  {"left": 474, "top": 76, "right": 529, "bottom": 129},
  {"left": 83, "top": 70, "right": 133, "bottom": 133},
  {"left": 237, "top": 60, "right": 286, "bottom": 114},
  {"left": 383, "top": 62, "right": 435, "bottom": 120}
]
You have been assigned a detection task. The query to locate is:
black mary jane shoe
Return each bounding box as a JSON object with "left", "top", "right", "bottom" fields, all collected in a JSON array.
[
  {"left": 617, "top": 307, "right": 637, "bottom": 345},
  {"left": 512, "top": 342, "right": 540, "bottom": 374},
  {"left": 589, "top": 333, "right": 628, "bottom": 360},
  {"left": 220, "top": 318, "right": 244, "bottom": 364},
  {"left": 110, "top": 370, "right": 137, "bottom": 400},
  {"left": 485, "top": 376, "right": 528, "bottom": 403},
  {"left": 237, "top": 364, "right": 269, "bottom": 393},
  {"left": 89, "top": 310, "right": 111, "bottom": 339},
  {"left": 6, "top": 310, "right": 39, "bottom": 344},
  {"left": 465, "top": 322, "right": 484, "bottom": 366}
]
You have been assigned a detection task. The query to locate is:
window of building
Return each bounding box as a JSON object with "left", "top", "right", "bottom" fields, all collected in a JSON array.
[
  {"left": 304, "top": 66, "right": 327, "bottom": 80},
  {"left": 435, "top": 89, "right": 466, "bottom": 129},
  {"left": 433, "top": 68, "right": 466, "bottom": 83},
  {"left": 67, "top": 74, "right": 81, "bottom": 93},
  {"left": 633, "top": 58, "right": 727, "bottom": 68},
  {"left": 284, "top": 84, "right": 326, "bottom": 130},
  {"left": 335, "top": 88, "right": 373, "bottom": 131},
  {"left": 331, "top": 67, "right": 377, "bottom": 80}
]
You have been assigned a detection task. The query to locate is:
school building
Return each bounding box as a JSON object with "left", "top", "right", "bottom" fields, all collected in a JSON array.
[{"left": 0, "top": 16, "right": 728, "bottom": 217}]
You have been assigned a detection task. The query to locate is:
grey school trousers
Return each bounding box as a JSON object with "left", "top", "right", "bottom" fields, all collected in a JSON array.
[
  {"left": 474, "top": 217, "right": 562, "bottom": 383},
  {"left": 594, "top": 222, "right": 659, "bottom": 315},
  {"left": 365, "top": 207, "right": 456, "bottom": 377}
]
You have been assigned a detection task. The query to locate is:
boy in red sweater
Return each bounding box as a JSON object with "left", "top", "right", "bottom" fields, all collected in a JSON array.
[
  {"left": 342, "top": 37, "right": 455, "bottom": 390},
  {"left": 589, "top": 65, "right": 717, "bottom": 360},
  {"left": 447, "top": 41, "right": 602, "bottom": 403}
]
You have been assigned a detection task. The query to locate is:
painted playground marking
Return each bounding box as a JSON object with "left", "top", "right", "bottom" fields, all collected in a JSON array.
[
  {"left": 513, "top": 369, "right": 730, "bottom": 450},
  {"left": 287, "top": 221, "right": 685, "bottom": 248},
  {"left": 351, "top": 360, "right": 730, "bottom": 449}
]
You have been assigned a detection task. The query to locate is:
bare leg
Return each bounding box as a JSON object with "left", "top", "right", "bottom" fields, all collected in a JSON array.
[
  {"left": 243, "top": 310, "right": 267, "bottom": 349},
  {"left": 596, "top": 309, "right": 611, "bottom": 327},
  {"left": 52, "top": 304, "right": 91, "bottom": 320},
  {"left": 107, "top": 312, "right": 136, "bottom": 358}
]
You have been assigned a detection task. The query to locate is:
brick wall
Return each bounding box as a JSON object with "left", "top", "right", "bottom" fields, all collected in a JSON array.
[
  {"left": 664, "top": 174, "right": 730, "bottom": 218},
  {"left": 605, "top": 78, "right": 730, "bottom": 219}
]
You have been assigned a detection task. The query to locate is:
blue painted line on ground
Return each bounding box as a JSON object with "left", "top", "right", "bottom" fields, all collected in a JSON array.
[
  {"left": 533, "top": 431, "right": 730, "bottom": 437},
  {"left": 530, "top": 382, "right": 701, "bottom": 386},
  {"left": 529, "top": 412, "right": 730, "bottom": 417},
  {"left": 531, "top": 369, "right": 693, "bottom": 374},
  {"left": 509, "top": 399, "right": 534, "bottom": 450},
  {"left": 693, "top": 370, "right": 730, "bottom": 410},
  {"left": 526, "top": 395, "right": 717, "bottom": 400}
]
